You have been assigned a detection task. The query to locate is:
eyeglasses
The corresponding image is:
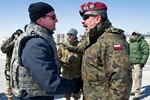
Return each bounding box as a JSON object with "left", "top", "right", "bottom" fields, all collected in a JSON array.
[
  {"left": 82, "top": 14, "right": 97, "bottom": 20},
  {"left": 44, "top": 14, "right": 57, "bottom": 20}
]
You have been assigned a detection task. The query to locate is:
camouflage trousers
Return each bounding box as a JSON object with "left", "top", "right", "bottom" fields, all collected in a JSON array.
[
  {"left": 5, "top": 79, "right": 12, "bottom": 100},
  {"left": 131, "top": 64, "right": 142, "bottom": 96}
]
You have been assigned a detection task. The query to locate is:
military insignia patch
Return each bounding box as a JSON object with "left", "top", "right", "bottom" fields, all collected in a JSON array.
[{"left": 114, "top": 45, "right": 122, "bottom": 50}]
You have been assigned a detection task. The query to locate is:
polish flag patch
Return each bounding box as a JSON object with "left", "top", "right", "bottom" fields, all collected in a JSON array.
[{"left": 114, "top": 45, "right": 122, "bottom": 50}]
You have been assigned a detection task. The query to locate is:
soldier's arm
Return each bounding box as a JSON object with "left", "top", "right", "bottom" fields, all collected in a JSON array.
[
  {"left": 1, "top": 38, "right": 14, "bottom": 53},
  {"left": 104, "top": 38, "right": 132, "bottom": 99},
  {"left": 66, "top": 34, "right": 89, "bottom": 54},
  {"left": 64, "top": 43, "right": 83, "bottom": 54}
]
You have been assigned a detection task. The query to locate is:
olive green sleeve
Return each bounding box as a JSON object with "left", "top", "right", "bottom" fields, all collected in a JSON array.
[
  {"left": 67, "top": 34, "right": 89, "bottom": 54},
  {"left": 1, "top": 38, "right": 14, "bottom": 54}
]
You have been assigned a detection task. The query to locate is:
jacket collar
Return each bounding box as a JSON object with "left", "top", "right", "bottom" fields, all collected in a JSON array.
[
  {"left": 87, "top": 20, "right": 112, "bottom": 44},
  {"left": 26, "top": 22, "right": 54, "bottom": 35}
]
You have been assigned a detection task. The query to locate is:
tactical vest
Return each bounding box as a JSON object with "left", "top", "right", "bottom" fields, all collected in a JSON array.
[{"left": 10, "top": 24, "right": 60, "bottom": 97}]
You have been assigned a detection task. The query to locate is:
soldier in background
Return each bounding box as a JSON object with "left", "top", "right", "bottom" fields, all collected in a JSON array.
[
  {"left": 1, "top": 29, "right": 23, "bottom": 100},
  {"left": 129, "top": 32, "right": 149, "bottom": 99},
  {"left": 65, "top": 1, "right": 132, "bottom": 100},
  {"left": 57, "top": 28, "right": 82, "bottom": 100},
  {"left": 65, "top": 32, "right": 89, "bottom": 54}
]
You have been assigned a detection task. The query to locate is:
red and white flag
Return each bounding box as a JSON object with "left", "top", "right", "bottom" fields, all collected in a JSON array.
[{"left": 114, "top": 45, "right": 122, "bottom": 50}]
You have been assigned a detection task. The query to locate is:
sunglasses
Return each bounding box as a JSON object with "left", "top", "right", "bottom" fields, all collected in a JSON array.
[
  {"left": 82, "top": 14, "right": 97, "bottom": 20},
  {"left": 44, "top": 14, "right": 57, "bottom": 20}
]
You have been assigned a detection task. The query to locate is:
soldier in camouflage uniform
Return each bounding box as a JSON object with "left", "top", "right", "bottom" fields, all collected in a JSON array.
[
  {"left": 66, "top": 32, "right": 89, "bottom": 54},
  {"left": 66, "top": 2, "right": 132, "bottom": 100},
  {"left": 1, "top": 29, "right": 23, "bottom": 100},
  {"left": 57, "top": 28, "right": 82, "bottom": 100}
]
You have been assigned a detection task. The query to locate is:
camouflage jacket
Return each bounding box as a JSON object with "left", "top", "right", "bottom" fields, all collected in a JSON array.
[
  {"left": 1, "top": 38, "right": 14, "bottom": 71},
  {"left": 57, "top": 39, "right": 82, "bottom": 79},
  {"left": 82, "top": 20, "right": 132, "bottom": 100}
]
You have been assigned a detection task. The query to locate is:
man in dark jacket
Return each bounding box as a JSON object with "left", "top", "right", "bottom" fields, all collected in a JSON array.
[
  {"left": 1, "top": 29, "right": 23, "bottom": 100},
  {"left": 11, "top": 2, "right": 82, "bottom": 100},
  {"left": 129, "top": 32, "right": 149, "bottom": 99}
]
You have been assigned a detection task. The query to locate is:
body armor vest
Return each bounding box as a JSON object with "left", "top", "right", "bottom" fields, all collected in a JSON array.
[{"left": 10, "top": 24, "right": 59, "bottom": 97}]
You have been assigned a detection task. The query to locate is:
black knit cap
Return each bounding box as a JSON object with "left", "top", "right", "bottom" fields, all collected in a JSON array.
[{"left": 28, "top": 2, "right": 54, "bottom": 22}]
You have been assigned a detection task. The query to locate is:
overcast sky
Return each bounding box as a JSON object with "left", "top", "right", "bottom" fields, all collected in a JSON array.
[{"left": 0, "top": 0, "right": 150, "bottom": 37}]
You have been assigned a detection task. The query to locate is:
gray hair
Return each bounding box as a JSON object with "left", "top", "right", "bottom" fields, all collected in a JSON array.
[{"left": 91, "top": 9, "right": 108, "bottom": 21}]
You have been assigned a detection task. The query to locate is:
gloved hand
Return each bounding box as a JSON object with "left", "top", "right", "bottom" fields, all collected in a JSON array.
[
  {"left": 140, "top": 63, "right": 144, "bottom": 68},
  {"left": 73, "top": 77, "right": 83, "bottom": 94}
]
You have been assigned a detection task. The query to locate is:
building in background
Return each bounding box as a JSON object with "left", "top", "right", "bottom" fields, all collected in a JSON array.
[{"left": 57, "top": 34, "right": 65, "bottom": 43}]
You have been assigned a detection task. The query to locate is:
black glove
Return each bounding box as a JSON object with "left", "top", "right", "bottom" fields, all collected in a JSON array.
[
  {"left": 73, "top": 77, "right": 83, "bottom": 94},
  {"left": 140, "top": 63, "right": 144, "bottom": 68}
]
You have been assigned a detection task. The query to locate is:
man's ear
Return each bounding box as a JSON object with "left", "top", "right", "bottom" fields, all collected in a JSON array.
[
  {"left": 95, "top": 15, "right": 102, "bottom": 24},
  {"left": 35, "top": 17, "right": 42, "bottom": 24}
]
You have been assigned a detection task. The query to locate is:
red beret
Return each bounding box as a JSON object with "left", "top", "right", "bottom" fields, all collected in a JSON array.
[{"left": 79, "top": 2, "right": 107, "bottom": 16}]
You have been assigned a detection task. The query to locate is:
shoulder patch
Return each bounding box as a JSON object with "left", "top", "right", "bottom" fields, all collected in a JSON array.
[{"left": 114, "top": 45, "right": 122, "bottom": 50}]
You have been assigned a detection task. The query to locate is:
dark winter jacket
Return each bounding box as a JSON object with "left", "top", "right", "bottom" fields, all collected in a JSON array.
[{"left": 11, "top": 23, "right": 76, "bottom": 99}]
